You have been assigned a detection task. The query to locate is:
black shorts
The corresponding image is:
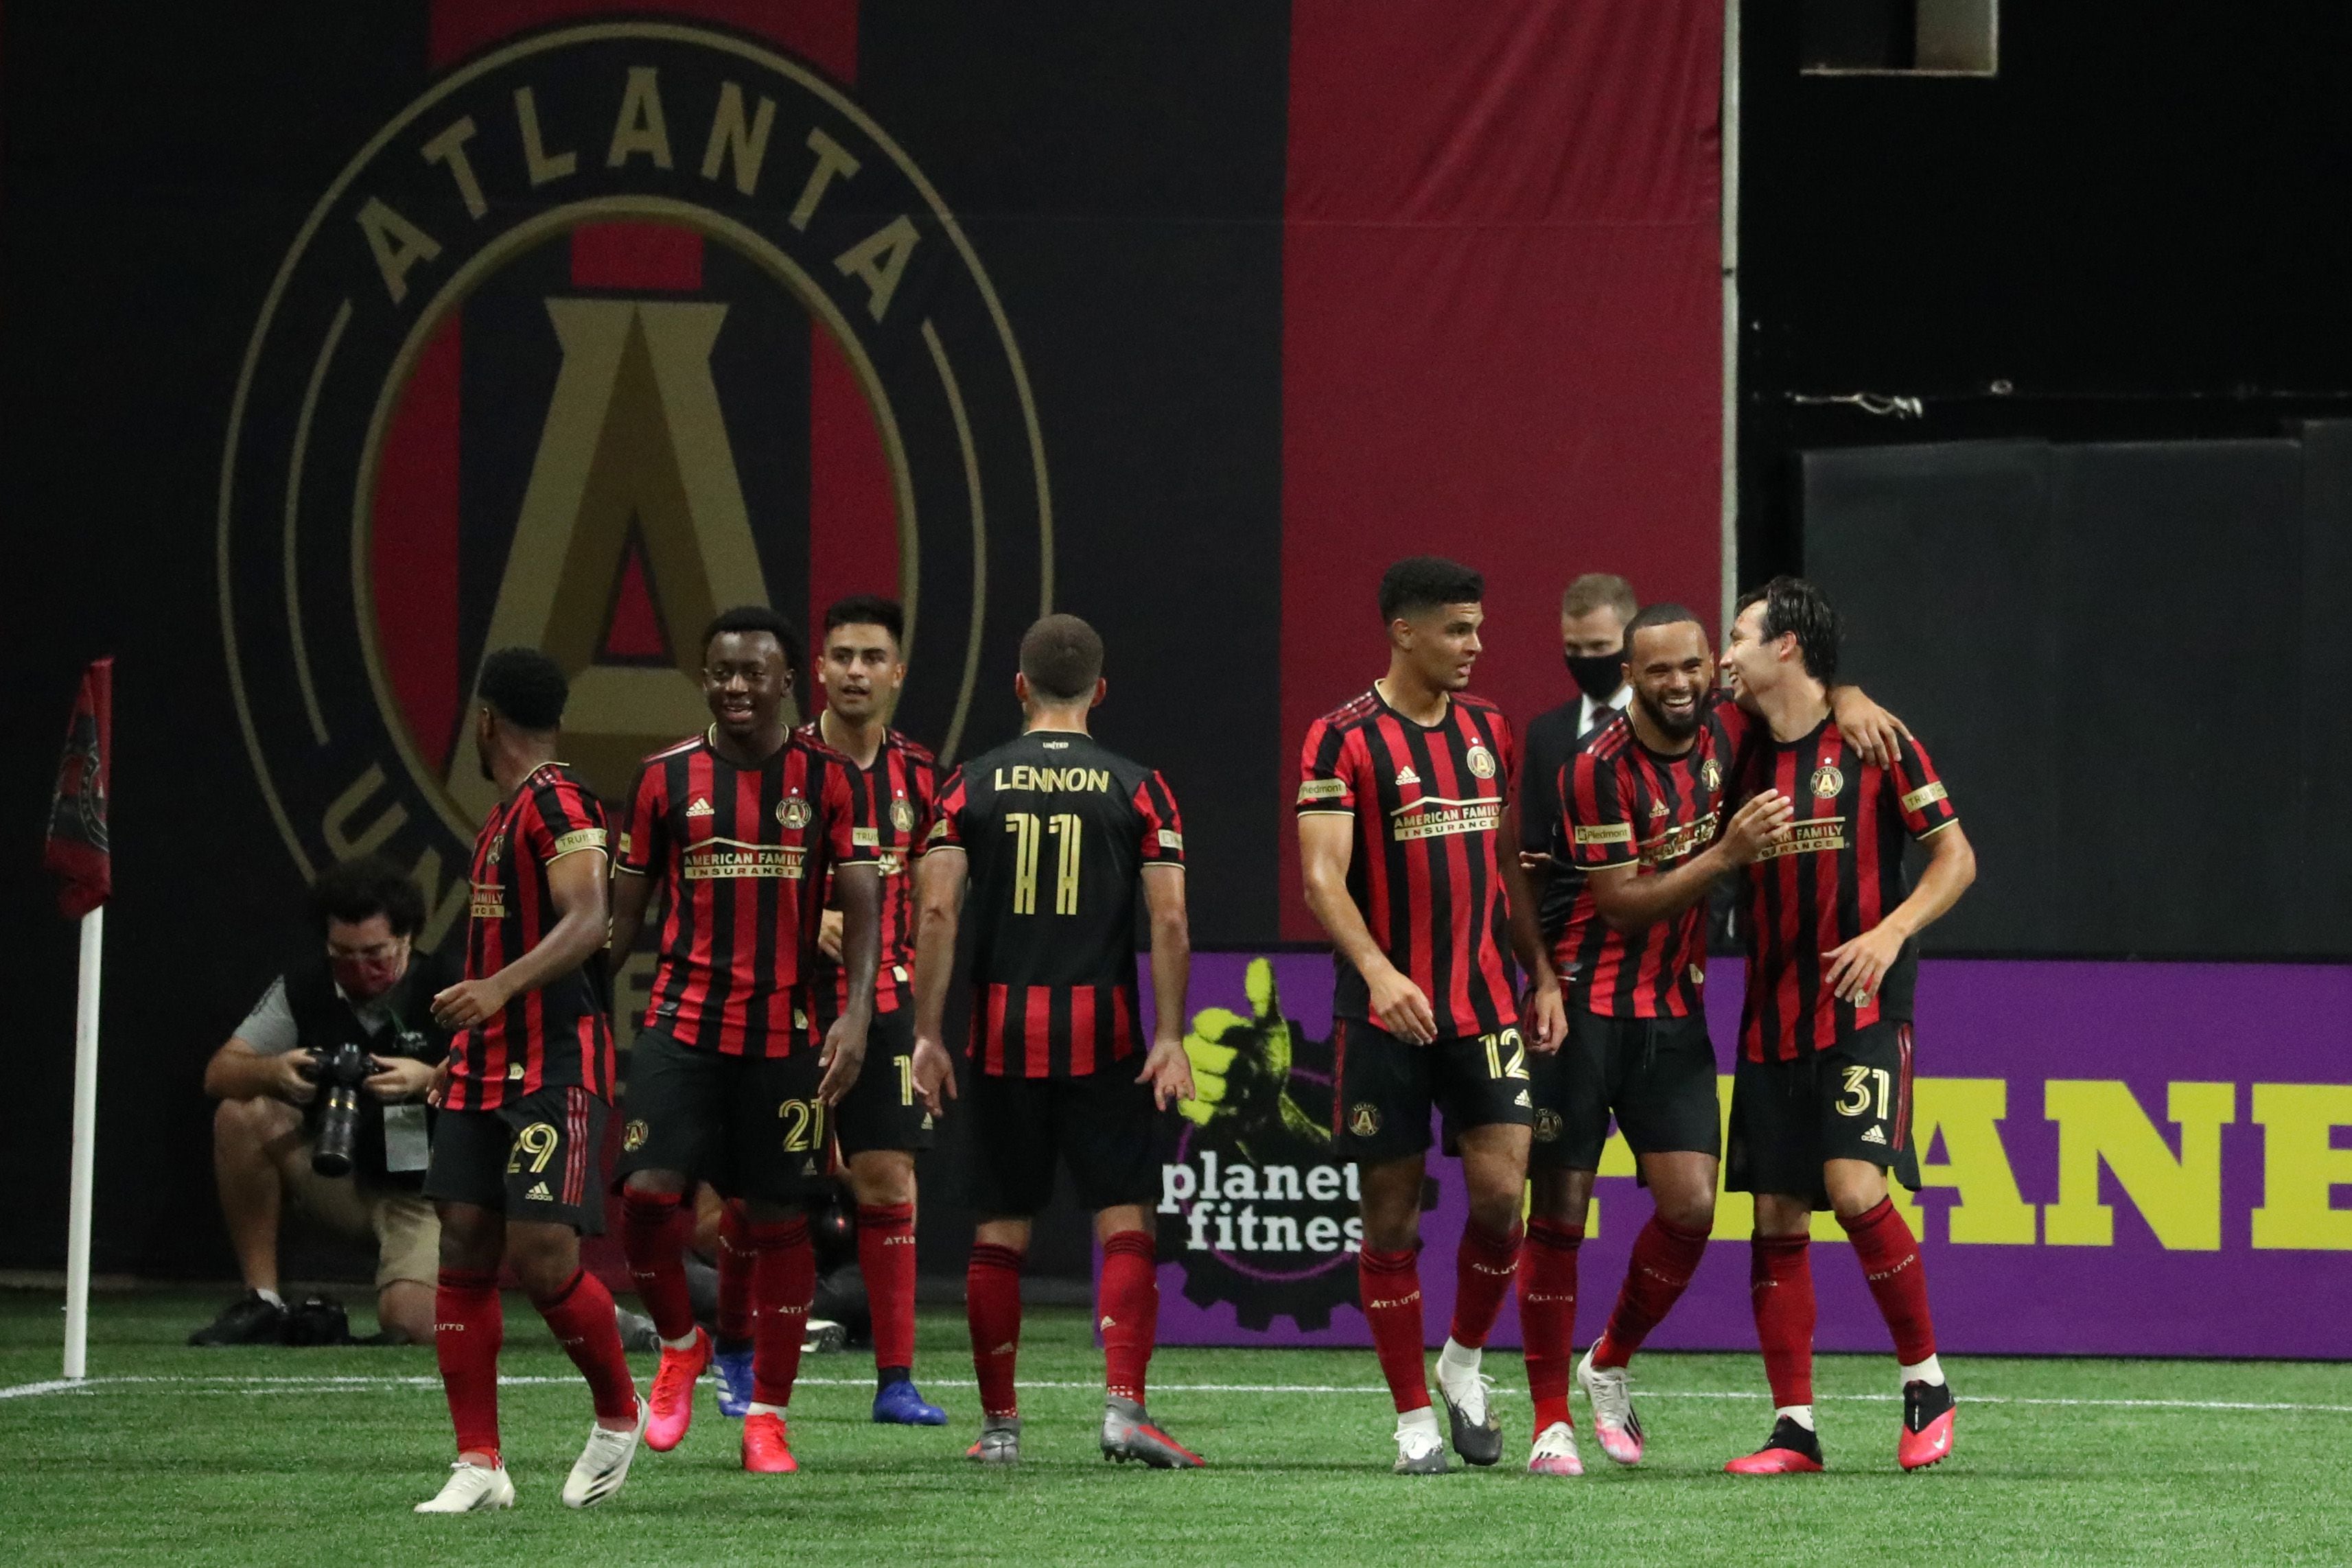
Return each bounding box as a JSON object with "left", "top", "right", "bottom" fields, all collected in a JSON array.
[
  {"left": 1331, "top": 1018, "right": 1533, "bottom": 1165},
  {"left": 970, "top": 1068, "right": 1163, "bottom": 1217},
  {"left": 423, "top": 1084, "right": 609, "bottom": 1234},
  {"left": 1528, "top": 1007, "right": 1722, "bottom": 1171},
  {"left": 612, "top": 1028, "right": 831, "bottom": 1205},
  {"left": 1726, "top": 1020, "right": 1921, "bottom": 1209},
  {"left": 835, "top": 1008, "right": 935, "bottom": 1158}
]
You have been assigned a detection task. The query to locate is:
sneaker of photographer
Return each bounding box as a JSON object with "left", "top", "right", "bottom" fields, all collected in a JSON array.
[
  {"left": 188, "top": 1289, "right": 287, "bottom": 1346},
  {"left": 713, "top": 1341, "right": 756, "bottom": 1418},
  {"left": 415, "top": 1460, "right": 515, "bottom": 1514},
  {"left": 645, "top": 1324, "right": 712, "bottom": 1451},
  {"left": 563, "top": 1405, "right": 649, "bottom": 1508}
]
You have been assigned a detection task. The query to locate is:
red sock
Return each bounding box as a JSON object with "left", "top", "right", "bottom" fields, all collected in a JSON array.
[
  {"left": 530, "top": 1267, "right": 640, "bottom": 1423},
  {"left": 1447, "top": 1220, "right": 1522, "bottom": 1349},
  {"left": 857, "top": 1202, "right": 918, "bottom": 1373},
  {"left": 434, "top": 1267, "right": 502, "bottom": 1460},
  {"left": 1594, "top": 1213, "right": 1711, "bottom": 1369},
  {"left": 1749, "top": 1234, "right": 1815, "bottom": 1408},
  {"left": 967, "top": 1242, "right": 1025, "bottom": 1418},
  {"left": 1839, "top": 1198, "right": 1937, "bottom": 1365},
  {"left": 716, "top": 1198, "right": 754, "bottom": 1345},
  {"left": 749, "top": 1217, "right": 815, "bottom": 1408},
  {"left": 619, "top": 1189, "right": 697, "bottom": 1343},
  {"left": 1098, "top": 1231, "right": 1158, "bottom": 1404},
  {"left": 1518, "top": 1219, "right": 1581, "bottom": 1434},
  {"left": 1357, "top": 1248, "right": 1430, "bottom": 1413}
]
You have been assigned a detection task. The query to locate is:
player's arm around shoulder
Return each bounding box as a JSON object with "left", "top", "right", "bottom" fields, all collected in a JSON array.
[{"left": 1821, "top": 737, "right": 1975, "bottom": 1003}]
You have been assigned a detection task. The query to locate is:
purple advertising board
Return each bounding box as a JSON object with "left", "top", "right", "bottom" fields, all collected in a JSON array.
[{"left": 1139, "top": 952, "right": 2352, "bottom": 1358}]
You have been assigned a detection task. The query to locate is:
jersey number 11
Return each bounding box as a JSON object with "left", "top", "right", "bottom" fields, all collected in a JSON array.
[{"left": 1006, "top": 811, "right": 1082, "bottom": 916}]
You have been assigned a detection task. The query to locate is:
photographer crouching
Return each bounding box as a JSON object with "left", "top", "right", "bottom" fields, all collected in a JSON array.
[{"left": 191, "top": 856, "right": 452, "bottom": 1346}]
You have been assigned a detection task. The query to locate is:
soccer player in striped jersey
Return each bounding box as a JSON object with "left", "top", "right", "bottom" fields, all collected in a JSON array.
[
  {"left": 1717, "top": 576, "right": 1975, "bottom": 1475},
  {"left": 417, "top": 648, "right": 643, "bottom": 1514},
  {"left": 1296, "top": 557, "right": 1565, "bottom": 1475},
  {"left": 1526, "top": 606, "right": 1908, "bottom": 1473},
  {"left": 912, "top": 615, "right": 1201, "bottom": 1469},
  {"left": 606, "top": 606, "right": 883, "bottom": 1477},
  {"left": 796, "top": 595, "right": 953, "bottom": 1426}
]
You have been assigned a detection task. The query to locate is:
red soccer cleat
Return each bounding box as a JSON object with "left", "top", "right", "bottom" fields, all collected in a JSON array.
[
  {"left": 1724, "top": 1415, "right": 1826, "bottom": 1475},
  {"left": 644, "top": 1326, "right": 711, "bottom": 1452},
  {"left": 1900, "top": 1381, "right": 1955, "bottom": 1471},
  {"left": 742, "top": 1411, "right": 798, "bottom": 1473}
]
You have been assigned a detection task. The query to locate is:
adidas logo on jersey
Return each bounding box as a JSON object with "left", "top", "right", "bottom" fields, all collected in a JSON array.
[
  {"left": 525, "top": 1181, "right": 552, "bottom": 1201},
  {"left": 1650, "top": 799, "right": 1670, "bottom": 817},
  {"left": 1514, "top": 1090, "right": 1532, "bottom": 1108},
  {"left": 1861, "top": 1125, "right": 1887, "bottom": 1145},
  {"left": 1395, "top": 766, "right": 1421, "bottom": 786},
  {"left": 686, "top": 797, "right": 714, "bottom": 817}
]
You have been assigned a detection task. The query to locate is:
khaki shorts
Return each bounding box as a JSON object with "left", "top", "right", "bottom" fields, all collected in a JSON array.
[{"left": 274, "top": 1140, "right": 439, "bottom": 1289}]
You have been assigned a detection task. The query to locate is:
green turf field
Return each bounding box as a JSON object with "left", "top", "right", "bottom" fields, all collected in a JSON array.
[{"left": 3, "top": 1289, "right": 2347, "bottom": 1566}]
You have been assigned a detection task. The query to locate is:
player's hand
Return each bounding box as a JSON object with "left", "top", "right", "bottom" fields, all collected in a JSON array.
[
  {"left": 817, "top": 1010, "right": 870, "bottom": 1104},
  {"left": 426, "top": 1057, "right": 452, "bottom": 1109},
  {"left": 364, "top": 1055, "right": 436, "bottom": 1103},
  {"left": 275, "top": 1050, "right": 321, "bottom": 1105},
  {"left": 1824, "top": 922, "right": 1907, "bottom": 1005},
  {"left": 1519, "top": 850, "right": 1557, "bottom": 874},
  {"left": 817, "top": 908, "right": 845, "bottom": 963},
  {"left": 1178, "top": 957, "right": 1291, "bottom": 1128},
  {"left": 1137, "top": 1035, "right": 1195, "bottom": 1111},
  {"left": 1365, "top": 962, "right": 1438, "bottom": 1044},
  {"left": 910, "top": 1032, "right": 957, "bottom": 1117},
  {"left": 431, "top": 976, "right": 511, "bottom": 1029},
  {"left": 1522, "top": 977, "right": 1567, "bottom": 1055},
  {"left": 1830, "top": 687, "right": 1912, "bottom": 769},
  {"left": 1718, "top": 790, "right": 1795, "bottom": 867}
]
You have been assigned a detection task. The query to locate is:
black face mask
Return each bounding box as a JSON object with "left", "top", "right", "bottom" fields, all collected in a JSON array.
[{"left": 1564, "top": 650, "right": 1625, "bottom": 702}]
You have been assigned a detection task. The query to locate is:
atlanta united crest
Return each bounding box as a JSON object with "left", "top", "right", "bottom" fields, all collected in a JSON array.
[{"left": 219, "top": 21, "right": 1049, "bottom": 948}]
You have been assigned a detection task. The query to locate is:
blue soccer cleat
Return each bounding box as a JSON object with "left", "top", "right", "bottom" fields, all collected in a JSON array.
[
  {"left": 712, "top": 1344, "right": 756, "bottom": 1419},
  {"left": 872, "top": 1379, "right": 948, "bottom": 1426}
]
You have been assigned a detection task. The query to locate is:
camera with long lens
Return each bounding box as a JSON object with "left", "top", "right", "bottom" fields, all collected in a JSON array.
[{"left": 305, "top": 1041, "right": 380, "bottom": 1178}]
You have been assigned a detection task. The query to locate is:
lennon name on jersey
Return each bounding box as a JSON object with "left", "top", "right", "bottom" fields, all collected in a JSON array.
[
  {"left": 679, "top": 839, "right": 811, "bottom": 880},
  {"left": 991, "top": 764, "right": 1115, "bottom": 794},
  {"left": 1389, "top": 795, "right": 1503, "bottom": 843}
]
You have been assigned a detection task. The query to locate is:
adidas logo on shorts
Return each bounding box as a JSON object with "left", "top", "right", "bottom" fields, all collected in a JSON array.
[
  {"left": 1514, "top": 1090, "right": 1531, "bottom": 1108},
  {"left": 1861, "top": 1125, "right": 1887, "bottom": 1145},
  {"left": 525, "top": 1181, "right": 553, "bottom": 1200}
]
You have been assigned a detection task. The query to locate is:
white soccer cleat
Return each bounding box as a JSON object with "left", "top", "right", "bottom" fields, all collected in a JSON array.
[
  {"left": 414, "top": 1460, "right": 516, "bottom": 1513},
  {"left": 562, "top": 1403, "right": 649, "bottom": 1509},
  {"left": 1393, "top": 1414, "right": 1449, "bottom": 1475},
  {"left": 1576, "top": 1349, "right": 1645, "bottom": 1466},
  {"left": 1528, "top": 1420, "right": 1585, "bottom": 1477}
]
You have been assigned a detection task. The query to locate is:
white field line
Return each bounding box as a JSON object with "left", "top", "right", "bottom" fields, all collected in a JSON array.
[{"left": 5, "top": 1372, "right": 2352, "bottom": 1415}]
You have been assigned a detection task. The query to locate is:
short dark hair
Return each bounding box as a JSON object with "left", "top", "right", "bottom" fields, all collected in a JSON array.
[
  {"left": 1622, "top": 602, "right": 1705, "bottom": 657},
  {"left": 823, "top": 594, "right": 905, "bottom": 646},
  {"left": 1379, "top": 557, "right": 1483, "bottom": 624},
  {"left": 477, "top": 647, "right": 568, "bottom": 731},
  {"left": 310, "top": 854, "right": 425, "bottom": 939},
  {"left": 1735, "top": 575, "right": 1840, "bottom": 683},
  {"left": 704, "top": 604, "right": 804, "bottom": 685},
  {"left": 1018, "top": 613, "right": 1104, "bottom": 702}
]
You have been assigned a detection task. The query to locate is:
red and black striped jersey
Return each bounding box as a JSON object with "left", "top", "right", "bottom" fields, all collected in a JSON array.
[
  {"left": 442, "top": 763, "right": 614, "bottom": 1112},
  {"left": 1296, "top": 686, "right": 1520, "bottom": 1040},
  {"left": 616, "top": 727, "right": 875, "bottom": 1057},
  {"left": 922, "top": 730, "right": 1183, "bottom": 1078},
  {"left": 1729, "top": 716, "right": 1959, "bottom": 1062},
  {"left": 1555, "top": 696, "right": 1756, "bottom": 1018},
  {"left": 796, "top": 720, "right": 939, "bottom": 1022}
]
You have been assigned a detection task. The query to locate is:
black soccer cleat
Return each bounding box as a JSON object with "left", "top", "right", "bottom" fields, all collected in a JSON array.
[
  {"left": 1724, "top": 1414, "right": 1826, "bottom": 1475},
  {"left": 1900, "top": 1379, "right": 1956, "bottom": 1471},
  {"left": 188, "top": 1291, "right": 288, "bottom": 1347}
]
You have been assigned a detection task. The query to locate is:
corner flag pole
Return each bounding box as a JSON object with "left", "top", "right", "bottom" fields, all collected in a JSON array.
[{"left": 63, "top": 906, "right": 103, "bottom": 1380}]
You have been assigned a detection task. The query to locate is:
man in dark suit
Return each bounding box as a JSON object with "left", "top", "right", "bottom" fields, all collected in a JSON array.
[{"left": 1519, "top": 574, "right": 1639, "bottom": 933}]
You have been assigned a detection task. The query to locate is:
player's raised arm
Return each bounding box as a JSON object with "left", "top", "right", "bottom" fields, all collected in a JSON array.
[{"left": 1589, "top": 788, "right": 1793, "bottom": 935}]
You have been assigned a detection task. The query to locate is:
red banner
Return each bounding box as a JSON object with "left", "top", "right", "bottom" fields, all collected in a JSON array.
[{"left": 45, "top": 657, "right": 113, "bottom": 920}]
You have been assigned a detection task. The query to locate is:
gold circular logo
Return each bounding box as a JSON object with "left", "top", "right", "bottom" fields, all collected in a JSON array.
[
  {"left": 776, "top": 796, "right": 814, "bottom": 830},
  {"left": 622, "top": 1119, "right": 649, "bottom": 1153},
  {"left": 1533, "top": 1109, "right": 1562, "bottom": 1143},
  {"left": 1349, "top": 1102, "right": 1382, "bottom": 1137},
  {"left": 891, "top": 798, "right": 916, "bottom": 833},
  {"left": 1701, "top": 758, "right": 1723, "bottom": 794},
  {"left": 1465, "top": 744, "right": 1496, "bottom": 780},
  {"left": 1810, "top": 764, "right": 1845, "bottom": 799}
]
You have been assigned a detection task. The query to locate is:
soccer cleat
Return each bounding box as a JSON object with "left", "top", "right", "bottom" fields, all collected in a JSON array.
[
  {"left": 712, "top": 1344, "right": 756, "bottom": 1419},
  {"left": 644, "top": 1325, "right": 712, "bottom": 1451},
  {"left": 1393, "top": 1414, "right": 1450, "bottom": 1475},
  {"left": 966, "top": 1415, "right": 1022, "bottom": 1466},
  {"left": 188, "top": 1291, "right": 288, "bottom": 1347},
  {"left": 804, "top": 1317, "right": 849, "bottom": 1354},
  {"left": 742, "top": 1411, "right": 798, "bottom": 1474},
  {"left": 561, "top": 1403, "right": 649, "bottom": 1508},
  {"left": 1724, "top": 1415, "right": 1826, "bottom": 1475},
  {"left": 1576, "top": 1349, "right": 1646, "bottom": 1466},
  {"left": 873, "top": 1379, "right": 949, "bottom": 1427},
  {"left": 1434, "top": 1358, "right": 1502, "bottom": 1467},
  {"left": 414, "top": 1460, "right": 515, "bottom": 1514},
  {"left": 1527, "top": 1420, "right": 1584, "bottom": 1477},
  {"left": 1101, "top": 1396, "right": 1204, "bottom": 1468},
  {"left": 1900, "top": 1379, "right": 1956, "bottom": 1471},
  {"left": 614, "top": 1305, "right": 662, "bottom": 1355}
]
